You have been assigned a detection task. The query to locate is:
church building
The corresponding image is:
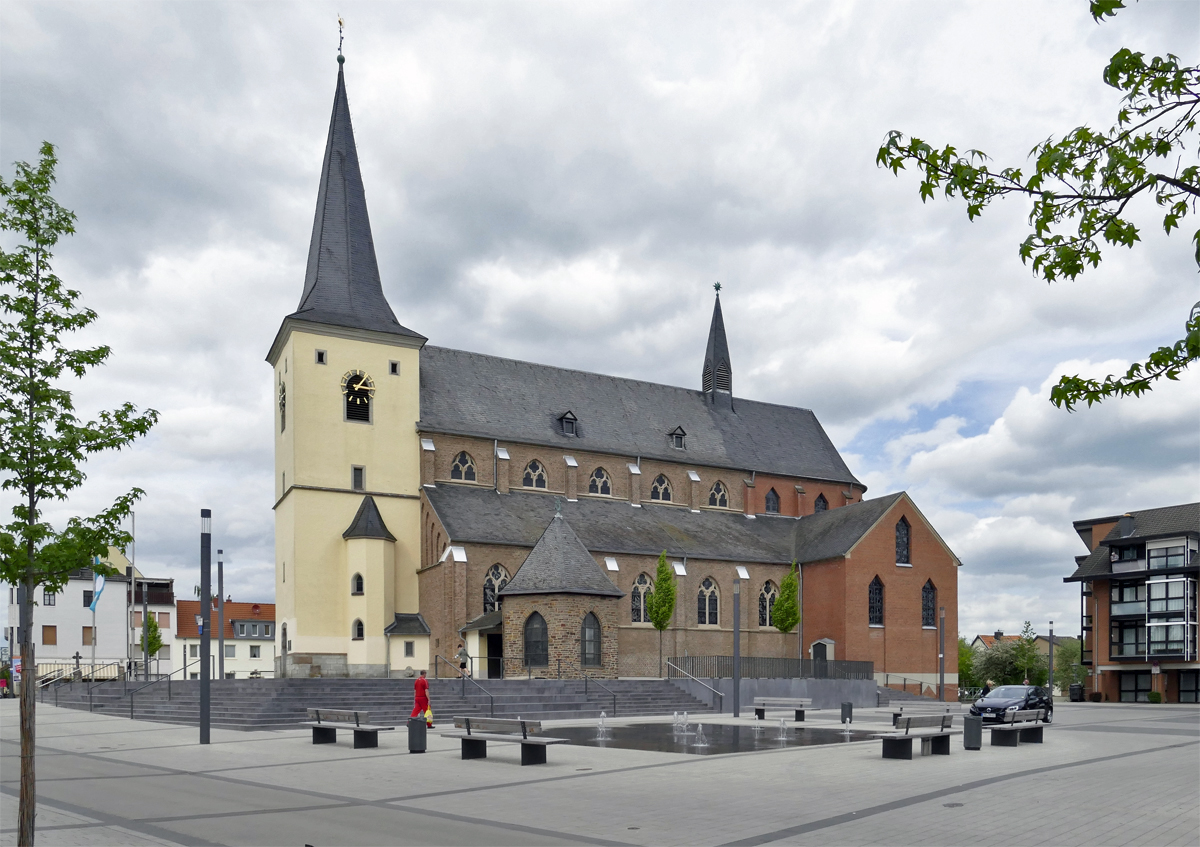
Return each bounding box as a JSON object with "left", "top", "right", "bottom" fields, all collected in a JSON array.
[{"left": 268, "top": 57, "right": 961, "bottom": 693}]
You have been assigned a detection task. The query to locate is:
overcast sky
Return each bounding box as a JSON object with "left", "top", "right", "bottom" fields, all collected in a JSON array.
[{"left": 2, "top": 0, "right": 1197, "bottom": 643}]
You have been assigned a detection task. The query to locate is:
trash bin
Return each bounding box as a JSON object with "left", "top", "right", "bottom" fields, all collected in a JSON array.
[
  {"left": 840, "top": 702, "right": 853, "bottom": 725},
  {"left": 963, "top": 714, "right": 982, "bottom": 750},
  {"left": 1069, "top": 683, "right": 1083, "bottom": 702},
  {"left": 407, "top": 717, "right": 427, "bottom": 753}
]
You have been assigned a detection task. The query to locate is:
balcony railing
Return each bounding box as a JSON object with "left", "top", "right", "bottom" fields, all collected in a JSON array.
[{"left": 1110, "top": 643, "right": 1146, "bottom": 658}]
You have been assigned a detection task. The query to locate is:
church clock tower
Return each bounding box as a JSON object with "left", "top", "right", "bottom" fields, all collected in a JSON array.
[{"left": 266, "top": 55, "right": 425, "bottom": 678}]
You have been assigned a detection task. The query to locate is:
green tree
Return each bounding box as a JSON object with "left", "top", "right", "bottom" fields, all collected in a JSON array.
[
  {"left": 974, "top": 641, "right": 1024, "bottom": 686},
  {"left": 877, "top": 0, "right": 1199, "bottom": 410},
  {"left": 772, "top": 562, "right": 800, "bottom": 635},
  {"left": 141, "top": 614, "right": 163, "bottom": 658},
  {"left": 1013, "top": 621, "right": 1049, "bottom": 686},
  {"left": 1051, "top": 637, "right": 1088, "bottom": 691},
  {"left": 0, "top": 143, "right": 157, "bottom": 847},
  {"left": 957, "top": 637, "right": 980, "bottom": 690},
  {"left": 644, "top": 551, "right": 677, "bottom": 677}
]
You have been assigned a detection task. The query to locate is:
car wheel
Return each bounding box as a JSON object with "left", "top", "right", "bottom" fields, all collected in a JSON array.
[{"left": 1043, "top": 709, "right": 1053, "bottom": 724}]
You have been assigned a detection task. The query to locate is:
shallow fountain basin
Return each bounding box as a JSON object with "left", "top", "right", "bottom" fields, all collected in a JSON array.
[{"left": 551, "top": 722, "right": 876, "bottom": 755}]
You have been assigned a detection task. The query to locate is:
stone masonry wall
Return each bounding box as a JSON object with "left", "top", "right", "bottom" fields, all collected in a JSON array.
[{"left": 502, "top": 594, "right": 621, "bottom": 679}]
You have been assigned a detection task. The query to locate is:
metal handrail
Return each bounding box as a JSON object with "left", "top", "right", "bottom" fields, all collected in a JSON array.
[
  {"left": 666, "top": 660, "right": 725, "bottom": 712},
  {"left": 556, "top": 657, "right": 618, "bottom": 717},
  {"left": 115, "top": 656, "right": 214, "bottom": 717},
  {"left": 434, "top": 655, "right": 495, "bottom": 716}
]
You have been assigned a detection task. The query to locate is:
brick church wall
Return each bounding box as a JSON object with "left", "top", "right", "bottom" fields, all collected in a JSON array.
[{"left": 502, "top": 594, "right": 620, "bottom": 679}]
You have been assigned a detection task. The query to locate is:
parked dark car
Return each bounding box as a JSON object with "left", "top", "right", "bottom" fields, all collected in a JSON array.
[{"left": 970, "top": 685, "right": 1053, "bottom": 723}]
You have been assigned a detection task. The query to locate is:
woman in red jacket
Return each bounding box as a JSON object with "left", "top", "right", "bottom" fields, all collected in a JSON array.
[{"left": 411, "top": 669, "right": 432, "bottom": 727}]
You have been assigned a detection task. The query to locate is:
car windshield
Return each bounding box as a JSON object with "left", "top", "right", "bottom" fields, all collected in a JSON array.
[{"left": 984, "top": 686, "right": 1029, "bottom": 699}]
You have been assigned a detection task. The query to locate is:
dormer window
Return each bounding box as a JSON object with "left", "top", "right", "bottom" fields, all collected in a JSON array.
[
  {"left": 669, "top": 426, "right": 686, "bottom": 450},
  {"left": 559, "top": 411, "right": 578, "bottom": 437}
]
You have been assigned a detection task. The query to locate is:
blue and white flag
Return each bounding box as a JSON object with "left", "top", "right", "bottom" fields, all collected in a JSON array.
[{"left": 90, "top": 567, "right": 106, "bottom": 612}]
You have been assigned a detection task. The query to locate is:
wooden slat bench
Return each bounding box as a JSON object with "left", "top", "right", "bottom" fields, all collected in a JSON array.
[
  {"left": 988, "top": 709, "right": 1046, "bottom": 746},
  {"left": 891, "top": 702, "right": 961, "bottom": 727},
  {"left": 439, "top": 716, "right": 569, "bottom": 766},
  {"left": 877, "top": 714, "right": 958, "bottom": 759},
  {"left": 300, "top": 708, "right": 395, "bottom": 749},
  {"left": 753, "top": 698, "right": 814, "bottom": 722}
]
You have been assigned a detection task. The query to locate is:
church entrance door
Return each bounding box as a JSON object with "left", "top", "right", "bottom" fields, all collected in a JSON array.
[{"left": 487, "top": 633, "right": 504, "bottom": 678}]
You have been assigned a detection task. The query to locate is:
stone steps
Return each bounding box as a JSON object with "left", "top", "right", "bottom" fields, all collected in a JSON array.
[{"left": 41, "top": 677, "right": 713, "bottom": 729}]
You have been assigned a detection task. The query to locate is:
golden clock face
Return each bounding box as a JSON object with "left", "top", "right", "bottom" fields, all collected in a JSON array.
[{"left": 341, "top": 369, "right": 375, "bottom": 404}]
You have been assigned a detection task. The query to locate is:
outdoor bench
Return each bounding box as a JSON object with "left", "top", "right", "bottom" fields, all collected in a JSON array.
[
  {"left": 877, "top": 714, "right": 958, "bottom": 759},
  {"left": 439, "top": 716, "right": 569, "bottom": 765},
  {"left": 891, "top": 701, "right": 961, "bottom": 727},
  {"left": 988, "top": 709, "right": 1046, "bottom": 746},
  {"left": 300, "top": 708, "right": 395, "bottom": 749},
  {"left": 753, "top": 697, "right": 814, "bottom": 722}
]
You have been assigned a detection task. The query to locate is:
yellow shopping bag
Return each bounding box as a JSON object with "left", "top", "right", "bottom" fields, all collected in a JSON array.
[{"left": 424, "top": 707, "right": 433, "bottom": 728}]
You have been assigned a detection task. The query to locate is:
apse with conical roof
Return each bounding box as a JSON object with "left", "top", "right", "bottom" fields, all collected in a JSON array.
[
  {"left": 287, "top": 56, "right": 423, "bottom": 341},
  {"left": 702, "top": 288, "right": 733, "bottom": 408}
]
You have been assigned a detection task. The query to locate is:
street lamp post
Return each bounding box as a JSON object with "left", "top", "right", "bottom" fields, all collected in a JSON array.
[
  {"left": 1048, "top": 620, "right": 1054, "bottom": 696},
  {"left": 217, "top": 549, "right": 225, "bottom": 681},
  {"left": 199, "top": 509, "right": 212, "bottom": 745},
  {"left": 938, "top": 606, "right": 946, "bottom": 702},
  {"left": 732, "top": 578, "right": 741, "bottom": 718}
]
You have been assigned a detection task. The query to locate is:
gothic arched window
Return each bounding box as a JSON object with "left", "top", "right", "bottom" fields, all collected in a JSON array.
[
  {"left": 896, "top": 517, "right": 911, "bottom": 564},
  {"left": 708, "top": 481, "right": 728, "bottom": 508},
  {"left": 650, "top": 474, "right": 672, "bottom": 502},
  {"left": 351, "top": 573, "right": 364, "bottom": 595},
  {"left": 759, "top": 581, "right": 778, "bottom": 627},
  {"left": 581, "top": 612, "right": 601, "bottom": 667},
  {"left": 451, "top": 451, "right": 476, "bottom": 481},
  {"left": 922, "top": 580, "right": 937, "bottom": 628},
  {"left": 352, "top": 619, "right": 365, "bottom": 640},
  {"left": 483, "top": 564, "right": 510, "bottom": 614},
  {"left": 764, "top": 488, "right": 780, "bottom": 514},
  {"left": 524, "top": 612, "right": 548, "bottom": 667},
  {"left": 631, "top": 573, "right": 653, "bottom": 623},
  {"left": 523, "top": 460, "right": 547, "bottom": 489},
  {"left": 869, "top": 577, "right": 884, "bottom": 627},
  {"left": 697, "top": 578, "right": 719, "bottom": 626},
  {"left": 814, "top": 493, "right": 828, "bottom": 512},
  {"left": 588, "top": 468, "right": 612, "bottom": 496}
]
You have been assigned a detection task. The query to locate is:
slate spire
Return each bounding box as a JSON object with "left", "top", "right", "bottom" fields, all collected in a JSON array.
[
  {"left": 290, "top": 57, "right": 423, "bottom": 340},
  {"left": 702, "top": 286, "right": 732, "bottom": 407}
]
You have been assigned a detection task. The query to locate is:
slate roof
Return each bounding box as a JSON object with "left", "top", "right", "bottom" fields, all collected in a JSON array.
[
  {"left": 702, "top": 292, "right": 732, "bottom": 398},
  {"left": 383, "top": 613, "right": 431, "bottom": 636},
  {"left": 343, "top": 496, "right": 396, "bottom": 541},
  {"left": 460, "top": 610, "right": 504, "bottom": 632},
  {"left": 418, "top": 346, "right": 862, "bottom": 485},
  {"left": 423, "top": 485, "right": 910, "bottom": 565},
  {"left": 281, "top": 60, "right": 424, "bottom": 342},
  {"left": 499, "top": 514, "right": 624, "bottom": 597},
  {"left": 1066, "top": 502, "right": 1200, "bottom": 582}
]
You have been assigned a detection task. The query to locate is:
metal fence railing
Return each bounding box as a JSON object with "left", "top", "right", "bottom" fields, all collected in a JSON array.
[{"left": 667, "top": 656, "right": 874, "bottom": 680}]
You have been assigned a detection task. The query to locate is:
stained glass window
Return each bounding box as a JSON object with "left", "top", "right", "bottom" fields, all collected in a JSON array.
[
  {"left": 581, "top": 613, "right": 601, "bottom": 666},
  {"left": 869, "top": 577, "right": 884, "bottom": 626},
  {"left": 483, "top": 564, "right": 509, "bottom": 614},
  {"left": 759, "top": 582, "right": 778, "bottom": 627},
  {"left": 589, "top": 468, "right": 612, "bottom": 495},
  {"left": 921, "top": 580, "right": 936, "bottom": 628},
  {"left": 709, "top": 481, "right": 728, "bottom": 507},
  {"left": 697, "top": 578, "right": 719, "bottom": 625},
  {"left": 765, "top": 488, "right": 780, "bottom": 514},
  {"left": 631, "top": 573, "right": 653, "bottom": 623},
  {"left": 524, "top": 612, "right": 548, "bottom": 666},
  {"left": 650, "top": 474, "right": 672, "bottom": 501},
  {"left": 813, "top": 494, "right": 828, "bottom": 512},
  {"left": 523, "top": 460, "right": 547, "bottom": 489},
  {"left": 451, "top": 451, "right": 476, "bottom": 481},
  {"left": 896, "top": 517, "right": 911, "bottom": 564}
]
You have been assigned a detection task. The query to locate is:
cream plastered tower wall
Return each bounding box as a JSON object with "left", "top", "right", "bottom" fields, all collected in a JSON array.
[{"left": 271, "top": 327, "right": 422, "bottom": 677}]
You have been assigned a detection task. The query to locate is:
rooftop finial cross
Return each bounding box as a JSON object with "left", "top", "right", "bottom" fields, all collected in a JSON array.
[
  {"left": 713, "top": 281, "right": 721, "bottom": 293},
  {"left": 338, "top": 16, "right": 344, "bottom": 57}
]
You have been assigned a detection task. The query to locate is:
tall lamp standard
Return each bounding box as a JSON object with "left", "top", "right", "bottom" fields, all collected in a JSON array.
[
  {"left": 1048, "top": 620, "right": 1054, "bottom": 697},
  {"left": 217, "top": 549, "right": 225, "bottom": 681},
  {"left": 938, "top": 606, "right": 946, "bottom": 702},
  {"left": 199, "top": 509, "right": 212, "bottom": 744}
]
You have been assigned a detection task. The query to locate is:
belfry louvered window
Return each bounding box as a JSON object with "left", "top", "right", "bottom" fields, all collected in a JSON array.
[
  {"left": 650, "top": 474, "right": 672, "bottom": 501},
  {"left": 714, "top": 360, "right": 731, "bottom": 392},
  {"left": 922, "top": 580, "right": 937, "bottom": 628},
  {"left": 483, "top": 564, "right": 509, "bottom": 614},
  {"left": 709, "top": 481, "right": 728, "bottom": 507},
  {"left": 702, "top": 362, "right": 714, "bottom": 393},
  {"left": 896, "top": 517, "right": 911, "bottom": 564},
  {"left": 813, "top": 493, "right": 828, "bottom": 512},
  {"left": 869, "top": 577, "right": 884, "bottom": 626},
  {"left": 451, "top": 451, "right": 476, "bottom": 481}
]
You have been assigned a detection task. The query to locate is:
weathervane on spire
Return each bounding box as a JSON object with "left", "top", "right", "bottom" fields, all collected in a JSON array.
[
  {"left": 714, "top": 281, "right": 722, "bottom": 293},
  {"left": 554, "top": 496, "right": 563, "bottom": 517},
  {"left": 338, "top": 16, "right": 344, "bottom": 57}
]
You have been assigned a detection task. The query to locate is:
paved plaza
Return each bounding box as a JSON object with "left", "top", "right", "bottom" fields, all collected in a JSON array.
[{"left": 1, "top": 699, "right": 1197, "bottom": 846}]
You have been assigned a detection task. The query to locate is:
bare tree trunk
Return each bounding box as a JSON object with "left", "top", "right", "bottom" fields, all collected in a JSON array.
[
  {"left": 658, "top": 629, "right": 663, "bottom": 679},
  {"left": 19, "top": 579, "right": 36, "bottom": 847}
]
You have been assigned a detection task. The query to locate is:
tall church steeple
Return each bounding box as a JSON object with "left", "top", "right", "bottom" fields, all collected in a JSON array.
[
  {"left": 288, "top": 56, "right": 423, "bottom": 341},
  {"left": 702, "top": 285, "right": 732, "bottom": 408}
]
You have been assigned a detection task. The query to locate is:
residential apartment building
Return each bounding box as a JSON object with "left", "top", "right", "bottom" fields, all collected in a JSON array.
[
  {"left": 175, "top": 600, "right": 277, "bottom": 679},
  {"left": 1066, "top": 503, "right": 1199, "bottom": 702}
]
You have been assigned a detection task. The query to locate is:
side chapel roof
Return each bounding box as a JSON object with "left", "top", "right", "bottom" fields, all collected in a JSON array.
[{"left": 498, "top": 512, "right": 624, "bottom": 597}]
